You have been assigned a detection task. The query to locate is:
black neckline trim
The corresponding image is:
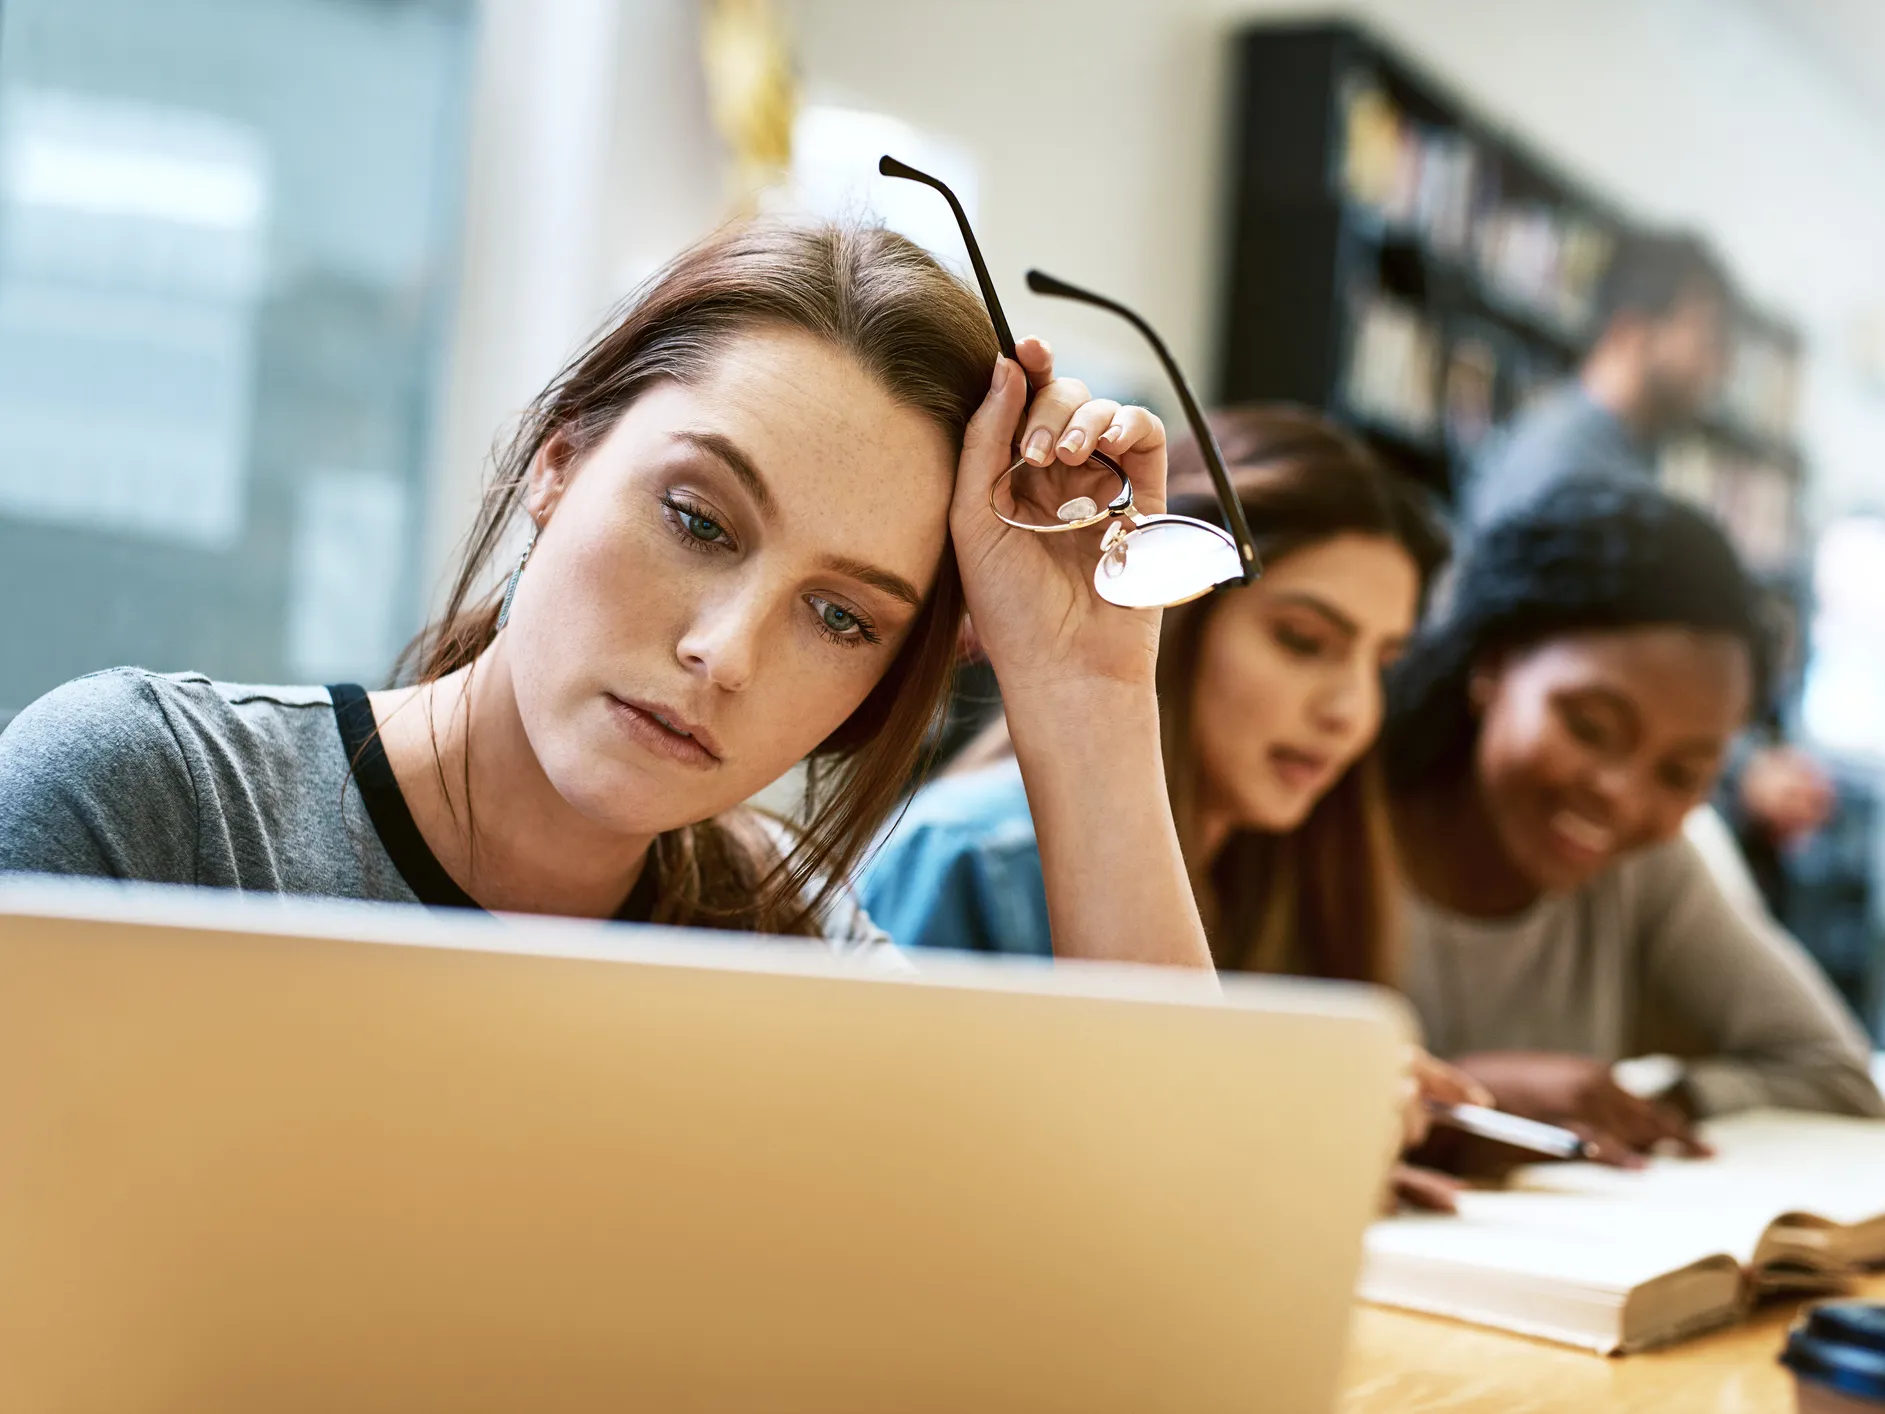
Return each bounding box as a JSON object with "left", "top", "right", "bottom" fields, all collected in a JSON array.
[
  {"left": 327, "top": 684, "right": 657, "bottom": 923},
  {"left": 330, "top": 683, "right": 481, "bottom": 909}
]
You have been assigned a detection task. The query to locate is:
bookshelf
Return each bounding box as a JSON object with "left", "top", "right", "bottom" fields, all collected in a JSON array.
[
  {"left": 1214, "top": 22, "right": 1883, "bottom": 1036},
  {"left": 1215, "top": 20, "right": 1809, "bottom": 585}
]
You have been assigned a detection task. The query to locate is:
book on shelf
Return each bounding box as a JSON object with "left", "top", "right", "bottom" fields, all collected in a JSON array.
[
  {"left": 1360, "top": 1108, "right": 1885, "bottom": 1355},
  {"left": 1344, "top": 290, "right": 1440, "bottom": 440},
  {"left": 1716, "top": 324, "right": 1801, "bottom": 445},
  {"left": 1337, "top": 74, "right": 1613, "bottom": 339},
  {"left": 1660, "top": 438, "right": 1797, "bottom": 572}
]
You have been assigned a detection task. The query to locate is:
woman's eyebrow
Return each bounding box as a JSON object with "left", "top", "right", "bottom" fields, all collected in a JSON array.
[
  {"left": 1562, "top": 684, "right": 1635, "bottom": 712},
  {"left": 1268, "top": 591, "right": 1359, "bottom": 637},
  {"left": 819, "top": 555, "right": 922, "bottom": 610},
  {"left": 673, "top": 430, "right": 777, "bottom": 520}
]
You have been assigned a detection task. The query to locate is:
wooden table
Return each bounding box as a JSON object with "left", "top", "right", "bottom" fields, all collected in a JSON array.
[{"left": 1337, "top": 1273, "right": 1883, "bottom": 1412}]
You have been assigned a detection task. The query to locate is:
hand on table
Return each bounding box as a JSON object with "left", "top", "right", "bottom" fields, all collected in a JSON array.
[
  {"left": 1452, "top": 1050, "right": 1713, "bottom": 1167},
  {"left": 1387, "top": 1049, "right": 1491, "bottom": 1213}
]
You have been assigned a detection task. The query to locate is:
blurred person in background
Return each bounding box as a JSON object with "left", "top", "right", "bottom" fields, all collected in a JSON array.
[
  {"left": 1464, "top": 230, "right": 1732, "bottom": 531},
  {"left": 1465, "top": 229, "right": 1834, "bottom": 862},
  {"left": 861, "top": 408, "right": 1484, "bottom": 1208},
  {"left": 0, "top": 219, "right": 1217, "bottom": 973},
  {"left": 1387, "top": 478, "right": 1881, "bottom": 1170}
]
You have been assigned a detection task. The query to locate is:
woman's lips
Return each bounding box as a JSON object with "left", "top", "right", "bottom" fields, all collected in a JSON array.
[
  {"left": 1543, "top": 807, "right": 1616, "bottom": 866},
  {"left": 1268, "top": 745, "right": 1333, "bottom": 792},
  {"left": 605, "top": 694, "right": 719, "bottom": 768}
]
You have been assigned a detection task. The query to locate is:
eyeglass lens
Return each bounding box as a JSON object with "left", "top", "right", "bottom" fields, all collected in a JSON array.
[
  {"left": 993, "top": 459, "right": 1128, "bottom": 529},
  {"left": 1095, "top": 517, "right": 1244, "bottom": 609}
]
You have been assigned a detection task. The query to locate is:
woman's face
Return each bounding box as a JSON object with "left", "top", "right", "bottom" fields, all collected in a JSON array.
[
  {"left": 503, "top": 327, "right": 957, "bottom": 836},
  {"left": 1191, "top": 533, "right": 1421, "bottom": 832},
  {"left": 1473, "top": 627, "right": 1752, "bottom": 893}
]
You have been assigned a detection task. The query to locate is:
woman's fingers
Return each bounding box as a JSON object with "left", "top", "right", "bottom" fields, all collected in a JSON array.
[
  {"left": 1098, "top": 404, "right": 1163, "bottom": 458},
  {"left": 1566, "top": 1122, "right": 1647, "bottom": 1170},
  {"left": 1015, "top": 336, "right": 1054, "bottom": 389},
  {"left": 1054, "top": 399, "right": 1122, "bottom": 464},
  {"left": 1592, "top": 1085, "right": 1705, "bottom": 1157},
  {"left": 1389, "top": 1163, "right": 1462, "bottom": 1215},
  {"left": 1643, "top": 1099, "right": 1713, "bottom": 1157},
  {"left": 957, "top": 358, "right": 1029, "bottom": 510},
  {"left": 1018, "top": 376, "right": 1093, "bottom": 466},
  {"left": 1412, "top": 1049, "right": 1495, "bottom": 1110}
]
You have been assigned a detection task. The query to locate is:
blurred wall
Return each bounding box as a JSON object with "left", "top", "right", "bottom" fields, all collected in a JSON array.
[
  {"left": 785, "top": 0, "right": 1885, "bottom": 520},
  {"left": 426, "top": 0, "right": 720, "bottom": 601},
  {"left": 427, "top": 0, "right": 1885, "bottom": 597}
]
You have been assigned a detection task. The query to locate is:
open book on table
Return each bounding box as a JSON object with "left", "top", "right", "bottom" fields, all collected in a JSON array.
[{"left": 1359, "top": 1108, "right": 1885, "bottom": 1354}]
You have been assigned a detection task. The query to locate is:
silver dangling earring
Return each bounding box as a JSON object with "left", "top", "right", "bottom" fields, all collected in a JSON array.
[{"left": 495, "top": 520, "right": 538, "bottom": 631}]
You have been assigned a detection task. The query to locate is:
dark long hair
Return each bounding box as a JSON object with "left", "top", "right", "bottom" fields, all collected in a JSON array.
[
  {"left": 1163, "top": 409, "right": 1447, "bottom": 982},
  {"left": 1385, "top": 476, "right": 1771, "bottom": 796},
  {"left": 953, "top": 406, "right": 1448, "bottom": 982},
  {"left": 399, "top": 219, "right": 997, "bottom": 935}
]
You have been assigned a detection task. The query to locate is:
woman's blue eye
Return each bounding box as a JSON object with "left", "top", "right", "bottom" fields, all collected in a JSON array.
[
  {"left": 681, "top": 510, "right": 725, "bottom": 543},
  {"left": 808, "top": 595, "right": 873, "bottom": 644}
]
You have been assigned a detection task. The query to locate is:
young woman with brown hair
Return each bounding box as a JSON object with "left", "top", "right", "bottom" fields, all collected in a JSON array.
[
  {"left": 862, "top": 406, "right": 1486, "bottom": 1207},
  {"left": 0, "top": 218, "right": 1211, "bottom": 970},
  {"left": 862, "top": 406, "right": 1447, "bottom": 981}
]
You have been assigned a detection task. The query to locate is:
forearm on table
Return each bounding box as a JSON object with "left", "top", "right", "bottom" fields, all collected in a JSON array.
[
  {"left": 1650, "top": 853, "right": 1884, "bottom": 1118},
  {"left": 1003, "top": 678, "right": 1213, "bottom": 971},
  {"left": 1682, "top": 1052, "right": 1885, "bottom": 1119}
]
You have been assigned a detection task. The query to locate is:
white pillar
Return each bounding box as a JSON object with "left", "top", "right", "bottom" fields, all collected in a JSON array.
[{"left": 424, "top": 0, "right": 627, "bottom": 606}]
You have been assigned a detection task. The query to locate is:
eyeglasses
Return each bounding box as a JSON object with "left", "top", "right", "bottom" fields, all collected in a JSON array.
[{"left": 880, "top": 155, "right": 1261, "bottom": 609}]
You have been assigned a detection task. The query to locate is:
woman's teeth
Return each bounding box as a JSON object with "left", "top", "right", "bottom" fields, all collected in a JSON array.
[{"left": 1551, "top": 810, "right": 1615, "bottom": 854}]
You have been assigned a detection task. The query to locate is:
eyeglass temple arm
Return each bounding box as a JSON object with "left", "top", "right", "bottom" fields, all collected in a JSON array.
[
  {"left": 878, "top": 155, "right": 1017, "bottom": 362},
  {"left": 1026, "top": 269, "right": 1260, "bottom": 585}
]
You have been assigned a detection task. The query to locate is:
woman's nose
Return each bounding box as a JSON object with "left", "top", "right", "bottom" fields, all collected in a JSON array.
[
  {"left": 1311, "top": 665, "right": 1378, "bottom": 740},
  {"left": 676, "top": 589, "right": 765, "bottom": 693}
]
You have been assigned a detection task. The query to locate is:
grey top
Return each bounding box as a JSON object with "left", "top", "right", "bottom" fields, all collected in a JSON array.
[
  {"left": 1401, "top": 835, "right": 1883, "bottom": 1118},
  {"left": 0, "top": 668, "right": 891, "bottom": 956},
  {"left": 1462, "top": 386, "right": 1655, "bottom": 533}
]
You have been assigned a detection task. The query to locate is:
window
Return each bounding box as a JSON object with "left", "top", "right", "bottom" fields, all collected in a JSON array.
[{"left": 0, "top": 0, "right": 473, "bottom": 712}]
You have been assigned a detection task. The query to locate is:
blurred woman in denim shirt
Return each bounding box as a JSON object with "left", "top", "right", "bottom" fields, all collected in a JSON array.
[{"left": 861, "top": 407, "right": 1448, "bottom": 982}]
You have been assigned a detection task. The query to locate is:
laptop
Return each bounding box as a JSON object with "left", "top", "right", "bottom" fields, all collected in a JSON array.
[{"left": 0, "top": 878, "right": 1409, "bottom": 1413}]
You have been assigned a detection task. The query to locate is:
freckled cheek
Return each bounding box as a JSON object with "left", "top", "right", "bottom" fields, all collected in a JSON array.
[
  {"left": 758, "top": 644, "right": 894, "bottom": 756},
  {"left": 549, "top": 513, "right": 696, "bottom": 659}
]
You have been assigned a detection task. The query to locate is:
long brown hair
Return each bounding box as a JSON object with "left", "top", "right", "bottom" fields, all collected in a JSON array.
[
  {"left": 400, "top": 219, "right": 997, "bottom": 935},
  {"left": 953, "top": 407, "right": 1448, "bottom": 981}
]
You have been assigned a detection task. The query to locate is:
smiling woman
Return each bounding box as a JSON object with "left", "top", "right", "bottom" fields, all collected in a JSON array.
[
  {"left": 1385, "top": 477, "right": 1882, "bottom": 1156},
  {"left": 0, "top": 215, "right": 1214, "bottom": 973}
]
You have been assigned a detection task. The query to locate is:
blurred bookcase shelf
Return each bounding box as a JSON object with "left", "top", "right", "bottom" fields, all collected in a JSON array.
[
  {"left": 1215, "top": 19, "right": 1810, "bottom": 584},
  {"left": 1216, "top": 21, "right": 1877, "bottom": 1036}
]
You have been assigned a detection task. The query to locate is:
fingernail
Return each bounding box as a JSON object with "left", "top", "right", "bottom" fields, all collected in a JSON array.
[
  {"left": 989, "top": 358, "right": 1008, "bottom": 393},
  {"left": 1059, "top": 428, "right": 1086, "bottom": 455},
  {"left": 1024, "top": 428, "right": 1053, "bottom": 464}
]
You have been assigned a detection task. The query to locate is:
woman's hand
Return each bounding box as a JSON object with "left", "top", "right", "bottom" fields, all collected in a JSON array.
[
  {"left": 1399, "top": 1048, "right": 1494, "bottom": 1151},
  {"left": 1453, "top": 1051, "right": 1713, "bottom": 1165},
  {"left": 950, "top": 339, "right": 1167, "bottom": 693},
  {"left": 948, "top": 338, "right": 1209, "bottom": 971},
  {"left": 1382, "top": 1051, "right": 1486, "bottom": 1213},
  {"left": 1388, "top": 1163, "right": 1464, "bottom": 1214}
]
